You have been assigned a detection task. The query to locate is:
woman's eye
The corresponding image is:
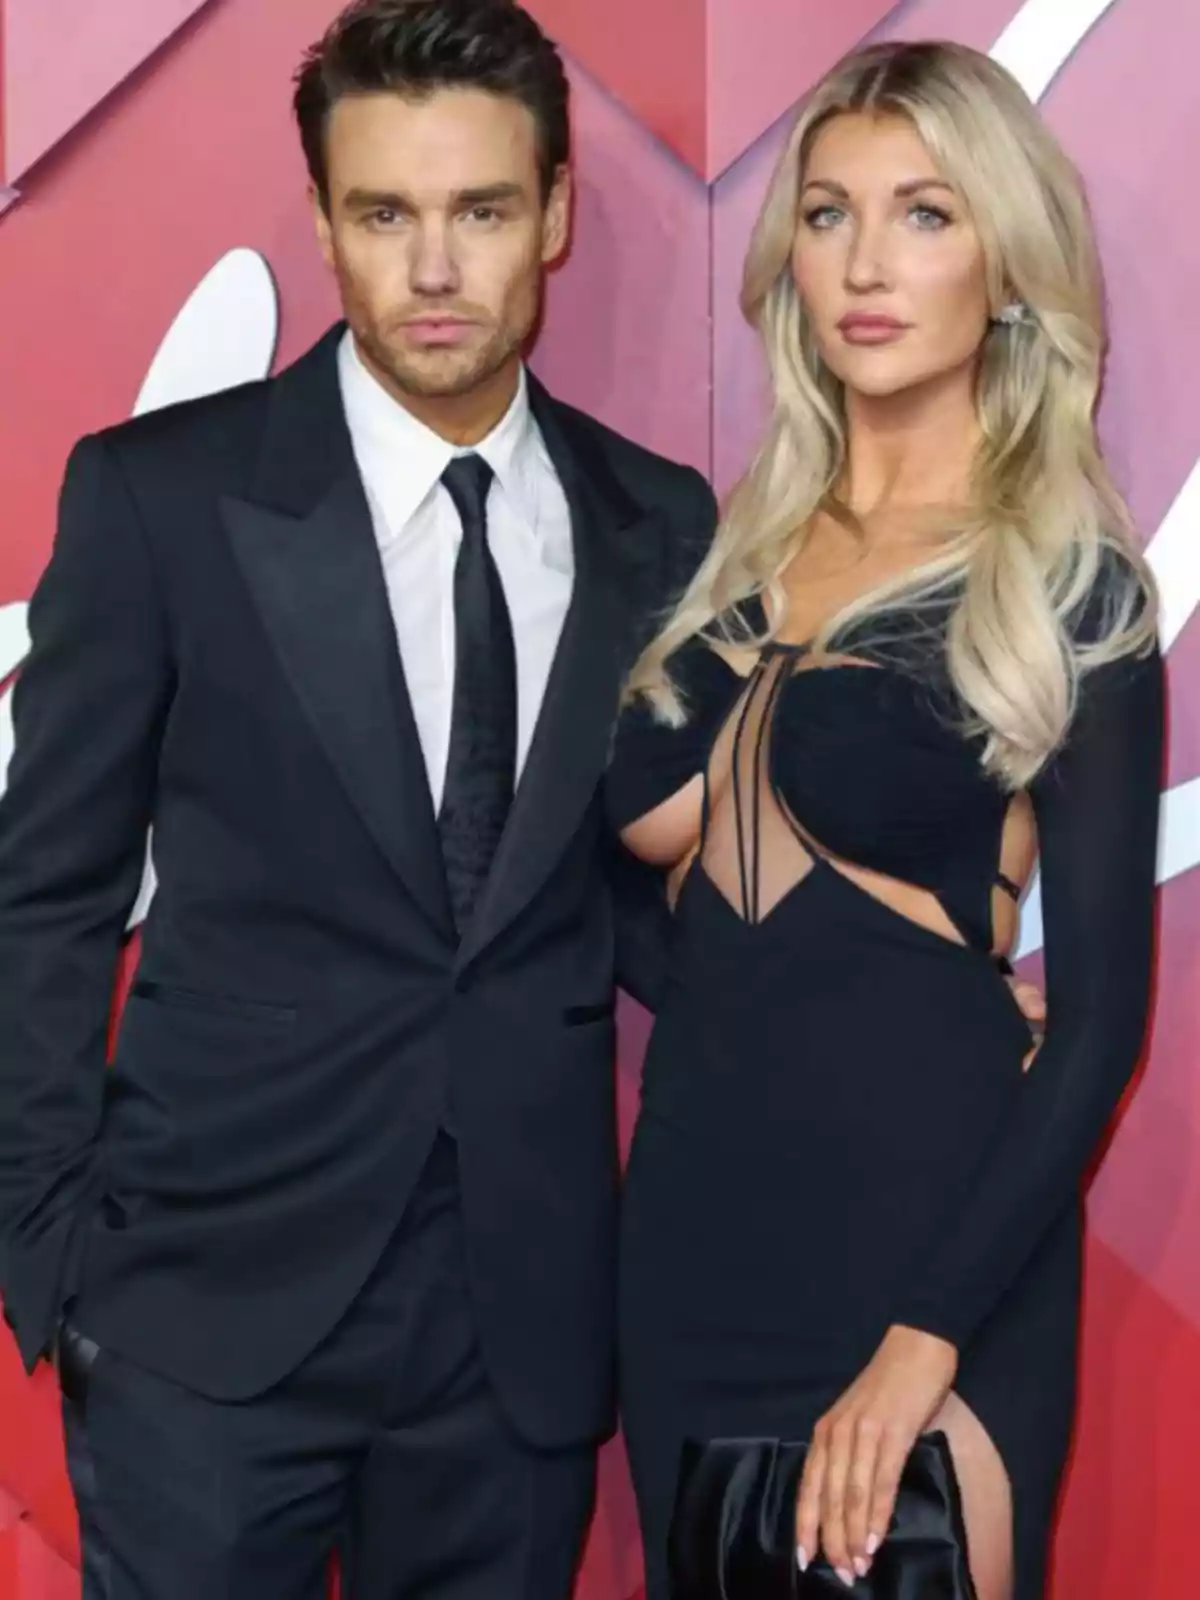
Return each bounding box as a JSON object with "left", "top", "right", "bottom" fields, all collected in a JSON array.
[
  {"left": 910, "top": 204, "right": 952, "bottom": 229},
  {"left": 803, "top": 205, "right": 844, "bottom": 229}
]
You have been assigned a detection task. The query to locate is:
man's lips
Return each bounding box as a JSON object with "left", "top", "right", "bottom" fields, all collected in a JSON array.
[{"left": 401, "top": 317, "right": 481, "bottom": 346}]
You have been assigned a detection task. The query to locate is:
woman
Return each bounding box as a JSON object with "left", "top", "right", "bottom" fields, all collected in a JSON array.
[{"left": 609, "top": 40, "right": 1162, "bottom": 1600}]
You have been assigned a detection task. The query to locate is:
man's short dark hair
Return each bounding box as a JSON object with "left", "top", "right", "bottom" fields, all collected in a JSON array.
[{"left": 294, "top": 0, "right": 571, "bottom": 208}]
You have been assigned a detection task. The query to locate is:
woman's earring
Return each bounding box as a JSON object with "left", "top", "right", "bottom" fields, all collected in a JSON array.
[{"left": 993, "top": 301, "right": 1032, "bottom": 327}]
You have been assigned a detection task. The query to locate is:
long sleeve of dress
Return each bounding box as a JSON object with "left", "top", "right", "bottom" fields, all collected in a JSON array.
[
  {"left": 606, "top": 639, "right": 740, "bottom": 832},
  {"left": 607, "top": 836, "right": 674, "bottom": 1014},
  {"left": 607, "top": 474, "right": 722, "bottom": 1011},
  {"left": 606, "top": 640, "right": 737, "bottom": 1012},
  {"left": 893, "top": 641, "right": 1165, "bottom": 1351}
]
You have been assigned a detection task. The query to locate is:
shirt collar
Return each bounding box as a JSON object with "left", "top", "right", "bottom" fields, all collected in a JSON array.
[{"left": 338, "top": 329, "right": 544, "bottom": 542}]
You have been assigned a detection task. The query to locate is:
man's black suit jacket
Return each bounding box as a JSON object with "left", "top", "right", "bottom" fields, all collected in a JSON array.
[{"left": 0, "top": 325, "right": 717, "bottom": 1449}]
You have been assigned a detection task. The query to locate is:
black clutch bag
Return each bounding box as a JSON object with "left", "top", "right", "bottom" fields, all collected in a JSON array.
[{"left": 668, "top": 1431, "right": 977, "bottom": 1598}]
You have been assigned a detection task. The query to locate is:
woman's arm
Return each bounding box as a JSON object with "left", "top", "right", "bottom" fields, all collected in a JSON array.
[
  {"left": 795, "top": 638, "right": 1164, "bottom": 1582},
  {"left": 608, "top": 768, "right": 705, "bottom": 1011},
  {"left": 893, "top": 642, "right": 1164, "bottom": 1347}
]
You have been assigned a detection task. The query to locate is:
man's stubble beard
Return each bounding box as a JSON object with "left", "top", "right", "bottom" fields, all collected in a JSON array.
[{"left": 359, "top": 318, "right": 525, "bottom": 402}]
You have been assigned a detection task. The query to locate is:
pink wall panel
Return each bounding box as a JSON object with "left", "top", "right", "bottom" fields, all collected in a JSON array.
[
  {"left": 528, "top": 0, "right": 902, "bottom": 179},
  {"left": 710, "top": 114, "right": 785, "bottom": 497},
  {"left": 523, "top": 0, "right": 707, "bottom": 174},
  {"left": 0, "top": 0, "right": 213, "bottom": 184},
  {"left": 707, "top": 0, "right": 901, "bottom": 178},
  {"left": 533, "top": 61, "right": 712, "bottom": 478}
]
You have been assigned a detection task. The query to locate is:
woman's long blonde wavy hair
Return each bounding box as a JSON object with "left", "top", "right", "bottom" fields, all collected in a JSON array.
[{"left": 626, "top": 40, "right": 1157, "bottom": 788}]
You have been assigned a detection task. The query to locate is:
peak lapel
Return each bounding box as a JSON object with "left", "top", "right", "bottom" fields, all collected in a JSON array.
[
  {"left": 455, "top": 381, "right": 662, "bottom": 971},
  {"left": 220, "top": 327, "right": 453, "bottom": 943}
]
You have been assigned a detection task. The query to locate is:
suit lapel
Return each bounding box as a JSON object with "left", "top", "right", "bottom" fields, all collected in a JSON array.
[
  {"left": 220, "top": 326, "right": 453, "bottom": 942},
  {"left": 455, "top": 379, "right": 663, "bottom": 971}
]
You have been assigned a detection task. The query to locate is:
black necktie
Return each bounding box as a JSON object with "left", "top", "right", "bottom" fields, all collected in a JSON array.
[{"left": 438, "top": 454, "right": 517, "bottom": 935}]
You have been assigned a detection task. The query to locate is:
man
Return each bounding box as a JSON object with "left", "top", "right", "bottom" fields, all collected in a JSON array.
[{"left": 0, "top": 3, "right": 710, "bottom": 1595}]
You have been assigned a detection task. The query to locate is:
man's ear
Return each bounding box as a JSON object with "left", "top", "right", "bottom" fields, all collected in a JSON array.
[
  {"left": 541, "top": 166, "right": 572, "bottom": 266},
  {"left": 312, "top": 183, "right": 336, "bottom": 270}
]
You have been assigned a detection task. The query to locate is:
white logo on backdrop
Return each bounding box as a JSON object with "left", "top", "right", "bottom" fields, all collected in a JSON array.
[{"left": 1, "top": 5, "right": 1197, "bottom": 953}]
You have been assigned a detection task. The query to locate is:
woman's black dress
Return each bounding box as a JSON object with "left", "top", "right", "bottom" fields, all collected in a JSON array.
[{"left": 607, "top": 597, "right": 1162, "bottom": 1599}]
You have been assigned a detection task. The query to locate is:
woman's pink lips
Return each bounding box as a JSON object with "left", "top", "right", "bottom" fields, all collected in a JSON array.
[{"left": 837, "top": 314, "right": 911, "bottom": 344}]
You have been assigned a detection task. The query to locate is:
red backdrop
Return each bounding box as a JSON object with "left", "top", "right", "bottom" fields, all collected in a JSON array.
[{"left": 2, "top": 2, "right": 1199, "bottom": 1596}]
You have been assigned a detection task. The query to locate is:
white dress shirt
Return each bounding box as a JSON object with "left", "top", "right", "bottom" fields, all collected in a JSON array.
[{"left": 338, "top": 331, "right": 574, "bottom": 811}]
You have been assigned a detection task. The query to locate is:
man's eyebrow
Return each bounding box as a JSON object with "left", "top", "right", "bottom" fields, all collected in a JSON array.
[
  {"left": 452, "top": 183, "right": 527, "bottom": 205},
  {"left": 341, "top": 183, "right": 528, "bottom": 211},
  {"left": 342, "top": 187, "right": 414, "bottom": 212}
]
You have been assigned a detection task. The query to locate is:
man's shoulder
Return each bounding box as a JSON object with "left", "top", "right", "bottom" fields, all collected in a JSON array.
[
  {"left": 86, "top": 373, "right": 272, "bottom": 484},
  {"left": 78, "top": 326, "right": 350, "bottom": 509},
  {"left": 545, "top": 392, "right": 712, "bottom": 502},
  {"left": 539, "top": 391, "right": 718, "bottom": 616}
]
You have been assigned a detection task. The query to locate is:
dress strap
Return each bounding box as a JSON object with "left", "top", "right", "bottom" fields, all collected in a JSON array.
[{"left": 729, "top": 658, "right": 776, "bottom": 921}]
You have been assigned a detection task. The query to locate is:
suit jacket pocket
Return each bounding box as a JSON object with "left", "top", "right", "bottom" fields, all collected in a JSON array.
[
  {"left": 129, "top": 979, "right": 297, "bottom": 1028},
  {"left": 562, "top": 999, "right": 617, "bottom": 1027}
]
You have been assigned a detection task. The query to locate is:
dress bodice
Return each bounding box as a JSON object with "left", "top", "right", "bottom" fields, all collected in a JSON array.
[{"left": 608, "top": 624, "right": 1015, "bottom": 950}]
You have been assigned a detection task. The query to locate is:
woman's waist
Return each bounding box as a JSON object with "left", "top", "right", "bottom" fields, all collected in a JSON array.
[{"left": 641, "top": 954, "right": 1029, "bottom": 1134}]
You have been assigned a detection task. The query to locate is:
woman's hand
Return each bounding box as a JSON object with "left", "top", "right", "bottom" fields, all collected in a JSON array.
[
  {"left": 1005, "top": 976, "right": 1044, "bottom": 1072},
  {"left": 794, "top": 1324, "right": 958, "bottom": 1586},
  {"left": 1008, "top": 976, "right": 1045, "bottom": 1034}
]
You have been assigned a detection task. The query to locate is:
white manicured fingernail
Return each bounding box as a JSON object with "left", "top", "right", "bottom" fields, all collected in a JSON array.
[
  {"left": 796, "top": 1544, "right": 808, "bottom": 1571},
  {"left": 866, "top": 1533, "right": 881, "bottom": 1556},
  {"left": 836, "top": 1568, "right": 855, "bottom": 1588},
  {"left": 854, "top": 1556, "right": 869, "bottom": 1577}
]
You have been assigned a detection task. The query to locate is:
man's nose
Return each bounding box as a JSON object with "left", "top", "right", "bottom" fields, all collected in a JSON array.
[{"left": 409, "top": 222, "right": 461, "bottom": 296}]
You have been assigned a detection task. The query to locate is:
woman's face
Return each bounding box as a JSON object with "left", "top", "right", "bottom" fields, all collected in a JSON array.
[{"left": 791, "top": 111, "right": 991, "bottom": 403}]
